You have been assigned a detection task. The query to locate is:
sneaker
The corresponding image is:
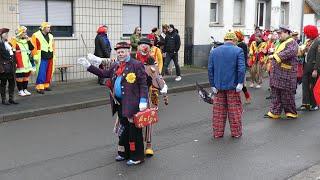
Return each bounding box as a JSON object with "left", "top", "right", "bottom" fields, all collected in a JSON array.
[
  {"left": 175, "top": 76, "right": 182, "bottom": 81},
  {"left": 18, "top": 90, "right": 26, "bottom": 97},
  {"left": 249, "top": 83, "right": 254, "bottom": 88},
  {"left": 126, "top": 159, "right": 143, "bottom": 166},
  {"left": 255, "top": 85, "right": 261, "bottom": 89},
  {"left": 23, "top": 89, "right": 31, "bottom": 96},
  {"left": 297, "top": 105, "right": 310, "bottom": 111},
  {"left": 310, "top": 106, "right": 319, "bottom": 111},
  {"left": 115, "top": 155, "right": 126, "bottom": 161}
]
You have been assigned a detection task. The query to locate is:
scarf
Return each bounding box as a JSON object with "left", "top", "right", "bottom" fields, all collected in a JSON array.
[{"left": 115, "top": 61, "right": 126, "bottom": 76}]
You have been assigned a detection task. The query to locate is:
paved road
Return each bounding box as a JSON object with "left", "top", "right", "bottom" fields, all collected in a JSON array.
[{"left": 0, "top": 85, "right": 319, "bottom": 180}]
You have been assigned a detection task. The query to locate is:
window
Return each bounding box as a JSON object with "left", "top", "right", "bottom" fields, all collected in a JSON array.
[
  {"left": 256, "top": 1, "right": 266, "bottom": 28},
  {"left": 233, "top": 0, "right": 245, "bottom": 25},
  {"left": 210, "top": 2, "right": 218, "bottom": 23},
  {"left": 280, "top": 2, "right": 289, "bottom": 25},
  {"left": 19, "top": 0, "right": 73, "bottom": 37},
  {"left": 210, "top": 0, "right": 223, "bottom": 24},
  {"left": 122, "top": 5, "right": 159, "bottom": 36}
]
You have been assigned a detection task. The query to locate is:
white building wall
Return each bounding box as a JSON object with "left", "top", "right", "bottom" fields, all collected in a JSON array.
[
  {"left": 192, "top": 0, "right": 303, "bottom": 45},
  {"left": 0, "top": 0, "right": 185, "bottom": 81}
]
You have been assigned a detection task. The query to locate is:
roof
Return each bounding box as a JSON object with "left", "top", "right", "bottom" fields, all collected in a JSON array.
[{"left": 306, "top": 0, "right": 320, "bottom": 15}]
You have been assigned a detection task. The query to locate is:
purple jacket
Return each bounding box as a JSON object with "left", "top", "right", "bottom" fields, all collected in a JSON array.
[
  {"left": 270, "top": 38, "right": 298, "bottom": 90},
  {"left": 88, "top": 57, "right": 148, "bottom": 118}
]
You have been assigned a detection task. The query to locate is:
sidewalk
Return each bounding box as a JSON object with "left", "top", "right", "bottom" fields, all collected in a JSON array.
[
  {"left": 288, "top": 163, "right": 320, "bottom": 180},
  {"left": 0, "top": 67, "right": 209, "bottom": 122}
]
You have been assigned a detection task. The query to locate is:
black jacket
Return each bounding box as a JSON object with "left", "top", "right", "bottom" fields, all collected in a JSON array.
[
  {"left": 94, "top": 34, "right": 111, "bottom": 58},
  {"left": 237, "top": 42, "right": 248, "bottom": 68},
  {"left": 164, "top": 31, "right": 181, "bottom": 53},
  {"left": 0, "top": 41, "right": 15, "bottom": 73},
  {"left": 304, "top": 37, "right": 320, "bottom": 74}
]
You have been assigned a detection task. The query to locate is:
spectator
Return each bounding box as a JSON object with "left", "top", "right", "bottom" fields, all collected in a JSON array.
[
  {"left": 130, "top": 27, "right": 142, "bottom": 58},
  {"left": 0, "top": 28, "right": 18, "bottom": 105},
  {"left": 94, "top": 25, "right": 112, "bottom": 85},
  {"left": 163, "top": 24, "right": 181, "bottom": 81}
]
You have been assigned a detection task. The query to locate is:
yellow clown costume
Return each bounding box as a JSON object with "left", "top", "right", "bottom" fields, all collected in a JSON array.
[
  {"left": 10, "top": 26, "right": 35, "bottom": 96},
  {"left": 31, "top": 22, "right": 55, "bottom": 93}
]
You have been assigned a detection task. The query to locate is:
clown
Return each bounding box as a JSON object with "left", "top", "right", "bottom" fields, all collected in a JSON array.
[
  {"left": 136, "top": 38, "right": 168, "bottom": 157},
  {"left": 31, "top": 22, "right": 55, "bottom": 94},
  {"left": 10, "top": 26, "right": 35, "bottom": 96},
  {"left": 264, "top": 25, "right": 299, "bottom": 119},
  {"left": 297, "top": 25, "right": 320, "bottom": 111}
]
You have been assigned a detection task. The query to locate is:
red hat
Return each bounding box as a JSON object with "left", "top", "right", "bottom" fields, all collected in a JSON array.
[
  {"left": 114, "top": 41, "right": 131, "bottom": 50},
  {"left": 0, "top": 28, "right": 9, "bottom": 35},
  {"left": 304, "top": 25, "right": 319, "bottom": 39},
  {"left": 146, "top": 34, "right": 156, "bottom": 41},
  {"left": 97, "top": 25, "right": 107, "bottom": 34}
]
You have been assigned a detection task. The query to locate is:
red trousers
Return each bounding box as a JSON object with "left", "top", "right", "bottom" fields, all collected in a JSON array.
[{"left": 212, "top": 90, "right": 243, "bottom": 137}]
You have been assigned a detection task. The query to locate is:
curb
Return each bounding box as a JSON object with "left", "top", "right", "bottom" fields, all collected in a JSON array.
[{"left": 0, "top": 82, "right": 210, "bottom": 123}]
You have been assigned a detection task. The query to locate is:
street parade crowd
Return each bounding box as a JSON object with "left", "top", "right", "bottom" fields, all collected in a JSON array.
[{"left": 0, "top": 21, "right": 320, "bottom": 166}]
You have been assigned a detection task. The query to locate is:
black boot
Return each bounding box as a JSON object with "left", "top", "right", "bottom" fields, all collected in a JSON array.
[
  {"left": 8, "top": 99, "right": 18, "bottom": 104},
  {"left": 2, "top": 99, "right": 10, "bottom": 105}
]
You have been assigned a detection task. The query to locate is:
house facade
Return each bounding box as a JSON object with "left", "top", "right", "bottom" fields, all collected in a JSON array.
[
  {"left": 185, "top": 0, "right": 304, "bottom": 67},
  {"left": 0, "top": 0, "right": 185, "bottom": 81},
  {"left": 304, "top": 0, "right": 320, "bottom": 27}
]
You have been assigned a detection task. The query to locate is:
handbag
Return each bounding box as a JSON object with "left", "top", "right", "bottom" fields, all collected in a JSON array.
[
  {"left": 2, "top": 61, "right": 13, "bottom": 73},
  {"left": 133, "top": 107, "right": 159, "bottom": 128}
]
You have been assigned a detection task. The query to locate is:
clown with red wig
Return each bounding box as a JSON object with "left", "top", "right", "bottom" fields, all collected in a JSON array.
[{"left": 297, "top": 25, "right": 320, "bottom": 111}]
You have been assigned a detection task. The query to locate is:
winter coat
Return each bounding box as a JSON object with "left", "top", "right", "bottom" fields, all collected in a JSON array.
[
  {"left": 0, "top": 40, "right": 15, "bottom": 74},
  {"left": 164, "top": 31, "right": 180, "bottom": 53},
  {"left": 94, "top": 34, "right": 111, "bottom": 58}
]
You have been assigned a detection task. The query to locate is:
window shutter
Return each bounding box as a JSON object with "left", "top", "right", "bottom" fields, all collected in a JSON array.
[
  {"left": 48, "top": 0, "right": 72, "bottom": 26},
  {"left": 233, "top": 0, "right": 242, "bottom": 25},
  {"left": 122, "top": 5, "right": 140, "bottom": 35},
  {"left": 19, "top": 0, "right": 46, "bottom": 26},
  {"left": 141, "top": 6, "right": 158, "bottom": 34}
]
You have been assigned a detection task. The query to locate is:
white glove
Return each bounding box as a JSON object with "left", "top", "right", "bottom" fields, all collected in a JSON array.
[
  {"left": 211, "top": 87, "right": 218, "bottom": 94},
  {"left": 160, "top": 84, "right": 168, "bottom": 94},
  {"left": 236, "top": 83, "right": 243, "bottom": 92},
  {"left": 87, "top": 53, "right": 102, "bottom": 66},
  {"left": 139, "top": 102, "right": 148, "bottom": 111},
  {"left": 77, "top": 57, "right": 91, "bottom": 69}
]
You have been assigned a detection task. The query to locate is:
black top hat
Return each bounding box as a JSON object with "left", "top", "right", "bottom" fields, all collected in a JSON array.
[
  {"left": 138, "top": 38, "right": 152, "bottom": 46},
  {"left": 114, "top": 41, "right": 131, "bottom": 50}
]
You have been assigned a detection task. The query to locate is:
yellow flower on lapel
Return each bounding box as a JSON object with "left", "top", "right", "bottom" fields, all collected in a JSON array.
[{"left": 126, "top": 73, "right": 136, "bottom": 83}]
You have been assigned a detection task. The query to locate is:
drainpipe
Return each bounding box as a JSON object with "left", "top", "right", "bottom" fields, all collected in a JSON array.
[{"left": 300, "top": 0, "right": 305, "bottom": 41}]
